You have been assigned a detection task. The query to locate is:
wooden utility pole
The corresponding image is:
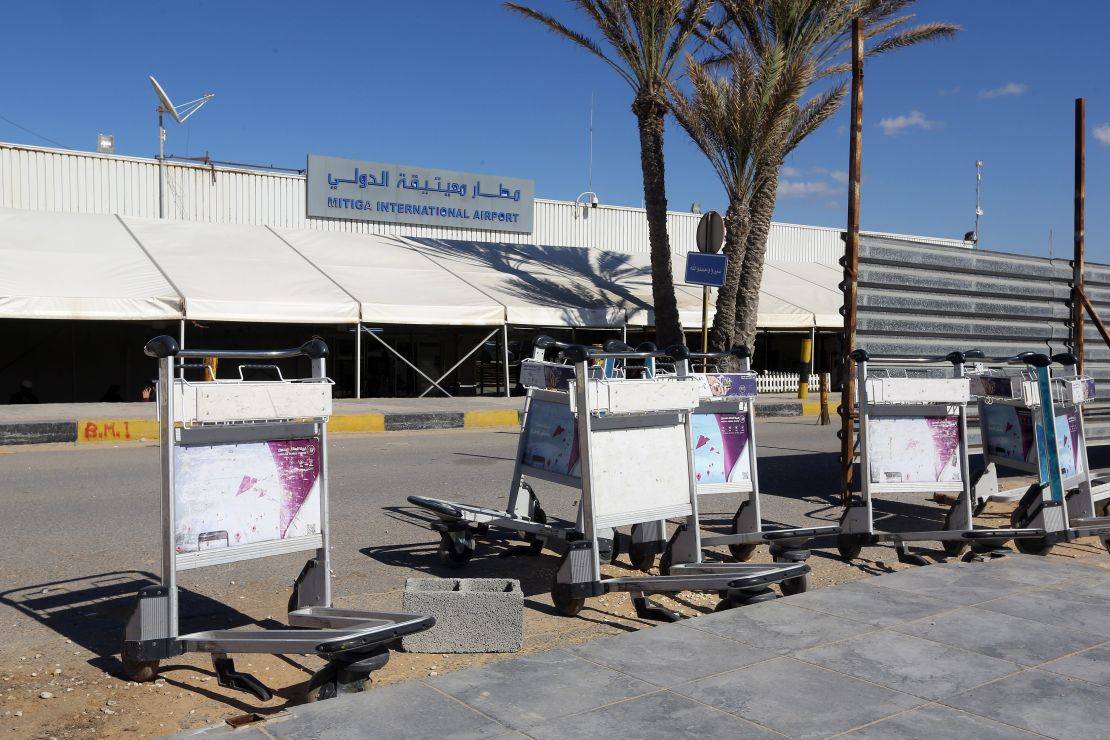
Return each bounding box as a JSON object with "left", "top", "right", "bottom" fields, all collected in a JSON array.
[
  {"left": 1074, "top": 97, "right": 1086, "bottom": 371},
  {"left": 840, "top": 17, "right": 864, "bottom": 505}
]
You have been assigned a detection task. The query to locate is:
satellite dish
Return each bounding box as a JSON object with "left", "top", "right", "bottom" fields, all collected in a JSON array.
[{"left": 149, "top": 76, "right": 182, "bottom": 123}]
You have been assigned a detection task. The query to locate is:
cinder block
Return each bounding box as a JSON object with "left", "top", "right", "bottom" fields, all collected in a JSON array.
[{"left": 402, "top": 578, "right": 523, "bottom": 653}]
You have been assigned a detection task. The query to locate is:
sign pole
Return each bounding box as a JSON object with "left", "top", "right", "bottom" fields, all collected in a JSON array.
[{"left": 701, "top": 286, "right": 709, "bottom": 354}]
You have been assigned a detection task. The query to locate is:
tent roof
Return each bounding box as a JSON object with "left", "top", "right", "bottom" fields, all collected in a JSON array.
[
  {"left": 403, "top": 238, "right": 647, "bottom": 327},
  {"left": 273, "top": 230, "right": 504, "bottom": 326},
  {"left": 0, "top": 208, "right": 181, "bottom": 320},
  {"left": 623, "top": 254, "right": 842, "bottom": 329},
  {"left": 0, "top": 210, "right": 841, "bottom": 330},
  {"left": 122, "top": 217, "right": 360, "bottom": 324}
]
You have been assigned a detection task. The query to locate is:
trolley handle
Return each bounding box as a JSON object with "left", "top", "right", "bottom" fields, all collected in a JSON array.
[
  {"left": 143, "top": 335, "right": 328, "bottom": 361},
  {"left": 533, "top": 335, "right": 569, "bottom": 351},
  {"left": 1006, "top": 351, "right": 1051, "bottom": 368},
  {"left": 603, "top": 340, "right": 658, "bottom": 353},
  {"left": 1051, "top": 352, "right": 1078, "bottom": 367},
  {"left": 849, "top": 348, "right": 982, "bottom": 366},
  {"left": 562, "top": 344, "right": 678, "bottom": 363},
  {"left": 666, "top": 345, "right": 751, "bottom": 361}
]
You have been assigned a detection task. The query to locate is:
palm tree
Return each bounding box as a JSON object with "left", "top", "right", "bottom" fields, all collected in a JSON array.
[
  {"left": 505, "top": 0, "right": 712, "bottom": 348},
  {"left": 715, "top": 0, "right": 959, "bottom": 349},
  {"left": 670, "top": 47, "right": 809, "bottom": 355}
]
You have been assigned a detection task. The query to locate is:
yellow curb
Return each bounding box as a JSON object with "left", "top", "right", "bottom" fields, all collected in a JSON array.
[
  {"left": 463, "top": 410, "right": 520, "bottom": 428},
  {"left": 327, "top": 414, "right": 386, "bottom": 433},
  {"left": 78, "top": 419, "right": 160, "bottom": 444},
  {"left": 800, "top": 400, "right": 823, "bottom": 416}
]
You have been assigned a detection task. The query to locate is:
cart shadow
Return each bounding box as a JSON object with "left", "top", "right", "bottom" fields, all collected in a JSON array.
[{"left": 0, "top": 571, "right": 286, "bottom": 678}]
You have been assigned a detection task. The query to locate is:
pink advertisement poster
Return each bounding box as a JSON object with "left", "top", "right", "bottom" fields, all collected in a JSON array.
[
  {"left": 173, "top": 439, "right": 321, "bottom": 554},
  {"left": 691, "top": 412, "right": 752, "bottom": 484},
  {"left": 521, "top": 400, "right": 581, "bottom": 478},
  {"left": 867, "top": 416, "right": 962, "bottom": 484}
]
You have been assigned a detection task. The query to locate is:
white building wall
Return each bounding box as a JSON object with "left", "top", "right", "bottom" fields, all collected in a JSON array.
[{"left": 0, "top": 142, "right": 969, "bottom": 264}]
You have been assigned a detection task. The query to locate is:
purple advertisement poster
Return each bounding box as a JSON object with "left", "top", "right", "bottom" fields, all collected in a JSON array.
[
  {"left": 691, "top": 412, "right": 752, "bottom": 484},
  {"left": 521, "top": 400, "right": 581, "bottom": 478},
  {"left": 173, "top": 439, "right": 322, "bottom": 554},
  {"left": 1054, "top": 408, "right": 1084, "bottom": 479},
  {"left": 695, "top": 373, "right": 757, "bottom": 400},
  {"left": 867, "top": 416, "right": 962, "bottom": 484},
  {"left": 981, "top": 404, "right": 1037, "bottom": 466}
]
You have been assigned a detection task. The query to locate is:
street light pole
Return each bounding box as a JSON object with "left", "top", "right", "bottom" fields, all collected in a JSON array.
[
  {"left": 974, "top": 159, "right": 983, "bottom": 245},
  {"left": 158, "top": 109, "right": 166, "bottom": 219}
]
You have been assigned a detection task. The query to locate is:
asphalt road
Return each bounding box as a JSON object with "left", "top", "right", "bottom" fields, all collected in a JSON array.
[{"left": 0, "top": 418, "right": 848, "bottom": 649}]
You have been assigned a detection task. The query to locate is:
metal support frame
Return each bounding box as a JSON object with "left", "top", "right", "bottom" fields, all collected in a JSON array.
[
  {"left": 502, "top": 323, "right": 511, "bottom": 398},
  {"left": 361, "top": 326, "right": 452, "bottom": 397},
  {"left": 355, "top": 322, "right": 362, "bottom": 399},
  {"left": 419, "top": 327, "right": 499, "bottom": 399}
]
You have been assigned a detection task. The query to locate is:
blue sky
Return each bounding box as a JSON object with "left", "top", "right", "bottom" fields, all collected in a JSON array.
[{"left": 2, "top": 1, "right": 1108, "bottom": 259}]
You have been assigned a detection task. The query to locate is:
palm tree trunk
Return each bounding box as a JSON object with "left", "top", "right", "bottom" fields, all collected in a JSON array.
[
  {"left": 732, "top": 169, "right": 779, "bottom": 350},
  {"left": 709, "top": 199, "right": 751, "bottom": 357},
  {"left": 634, "top": 94, "right": 683, "bottom": 348}
]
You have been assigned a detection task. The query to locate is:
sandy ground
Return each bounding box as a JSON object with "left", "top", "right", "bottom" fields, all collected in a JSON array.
[{"left": 2, "top": 498, "right": 1107, "bottom": 740}]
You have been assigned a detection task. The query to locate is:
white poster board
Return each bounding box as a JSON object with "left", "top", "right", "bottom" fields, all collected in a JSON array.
[
  {"left": 173, "top": 438, "right": 322, "bottom": 559},
  {"left": 691, "top": 412, "right": 752, "bottom": 485},
  {"left": 520, "top": 399, "right": 581, "bottom": 479},
  {"left": 867, "top": 416, "right": 962, "bottom": 484}
]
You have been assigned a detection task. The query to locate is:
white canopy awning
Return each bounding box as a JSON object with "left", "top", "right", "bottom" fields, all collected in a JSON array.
[
  {"left": 122, "top": 217, "right": 360, "bottom": 324},
  {"left": 273, "top": 229, "right": 505, "bottom": 326},
  {"left": 404, "top": 239, "right": 640, "bottom": 327},
  {"left": 0, "top": 209, "right": 841, "bottom": 330},
  {"left": 0, "top": 208, "right": 181, "bottom": 320}
]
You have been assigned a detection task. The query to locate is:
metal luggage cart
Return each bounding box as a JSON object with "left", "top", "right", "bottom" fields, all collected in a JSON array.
[
  {"left": 836, "top": 349, "right": 1048, "bottom": 564},
  {"left": 659, "top": 346, "right": 840, "bottom": 595},
  {"left": 548, "top": 344, "right": 809, "bottom": 619},
  {"left": 121, "top": 336, "right": 433, "bottom": 702},
  {"left": 970, "top": 352, "right": 1110, "bottom": 555},
  {"left": 408, "top": 335, "right": 663, "bottom": 572}
]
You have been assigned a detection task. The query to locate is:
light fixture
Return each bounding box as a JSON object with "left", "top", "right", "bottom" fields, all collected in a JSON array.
[
  {"left": 690, "top": 201, "right": 701, "bottom": 214},
  {"left": 96, "top": 133, "right": 115, "bottom": 154},
  {"left": 575, "top": 191, "right": 599, "bottom": 219}
]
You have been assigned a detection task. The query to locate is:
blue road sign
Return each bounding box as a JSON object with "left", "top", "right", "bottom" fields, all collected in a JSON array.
[{"left": 685, "top": 252, "right": 727, "bottom": 287}]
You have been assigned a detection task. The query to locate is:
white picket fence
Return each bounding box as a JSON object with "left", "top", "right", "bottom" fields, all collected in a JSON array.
[{"left": 756, "top": 371, "right": 832, "bottom": 394}]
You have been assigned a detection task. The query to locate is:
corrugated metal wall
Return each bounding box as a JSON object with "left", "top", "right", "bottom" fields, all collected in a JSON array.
[
  {"left": 856, "top": 233, "right": 1110, "bottom": 441},
  {"left": 2, "top": 142, "right": 963, "bottom": 264}
]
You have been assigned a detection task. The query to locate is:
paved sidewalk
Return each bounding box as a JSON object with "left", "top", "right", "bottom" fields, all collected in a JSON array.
[
  {"left": 174, "top": 555, "right": 1110, "bottom": 739},
  {"left": 0, "top": 394, "right": 822, "bottom": 446}
]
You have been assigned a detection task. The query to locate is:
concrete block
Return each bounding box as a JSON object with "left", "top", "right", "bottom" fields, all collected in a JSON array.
[{"left": 402, "top": 578, "right": 523, "bottom": 653}]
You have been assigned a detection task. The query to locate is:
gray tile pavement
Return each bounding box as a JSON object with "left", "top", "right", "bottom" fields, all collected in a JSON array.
[{"left": 171, "top": 556, "right": 1110, "bottom": 739}]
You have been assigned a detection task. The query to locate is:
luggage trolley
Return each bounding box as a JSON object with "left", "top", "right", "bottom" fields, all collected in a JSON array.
[
  {"left": 660, "top": 346, "right": 840, "bottom": 594},
  {"left": 408, "top": 335, "right": 663, "bottom": 572},
  {"left": 548, "top": 344, "right": 809, "bottom": 619},
  {"left": 970, "top": 352, "right": 1110, "bottom": 555},
  {"left": 121, "top": 336, "right": 433, "bottom": 702},
  {"left": 836, "top": 349, "right": 1047, "bottom": 564}
]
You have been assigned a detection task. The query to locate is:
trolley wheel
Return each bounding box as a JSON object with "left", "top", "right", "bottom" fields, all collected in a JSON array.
[
  {"left": 302, "top": 664, "right": 338, "bottom": 703},
  {"left": 728, "top": 503, "right": 758, "bottom": 562},
  {"left": 771, "top": 554, "right": 809, "bottom": 595},
  {"left": 121, "top": 653, "right": 158, "bottom": 683},
  {"left": 658, "top": 546, "right": 672, "bottom": 576},
  {"left": 1102, "top": 536, "right": 1110, "bottom": 556},
  {"left": 1013, "top": 535, "right": 1052, "bottom": 556},
  {"left": 551, "top": 580, "right": 585, "bottom": 617},
  {"left": 942, "top": 508, "right": 968, "bottom": 558},
  {"left": 628, "top": 530, "right": 657, "bottom": 572},
  {"left": 437, "top": 534, "right": 473, "bottom": 568},
  {"left": 714, "top": 598, "right": 736, "bottom": 612},
  {"left": 525, "top": 504, "right": 548, "bottom": 555},
  {"left": 837, "top": 532, "right": 864, "bottom": 561}
]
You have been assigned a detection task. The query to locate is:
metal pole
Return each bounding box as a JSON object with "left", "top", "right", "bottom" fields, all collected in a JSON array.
[
  {"left": 974, "top": 160, "right": 983, "bottom": 246},
  {"left": 178, "top": 319, "right": 185, "bottom": 379},
  {"left": 356, "top": 322, "right": 362, "bottom": 399},
  {"left": 1074, "top": 97, "right": 1086, "bottom": 373},
  {"left": 840, "top": 17, "right": 864, "bottom": 505},
  {"left": 158, "top": 110, "right": 166, "bottom": 219},
  {"left": 798, "top": 328, "right": 813, "bottom": 399},
  {"left": 701, "top": 286, "right": 709, "bottom": 353},
  {"left": 502, "top": 324, "right": 511, "bottom": 398}
]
